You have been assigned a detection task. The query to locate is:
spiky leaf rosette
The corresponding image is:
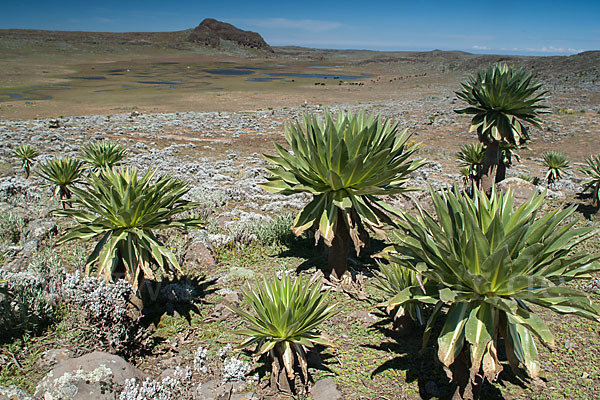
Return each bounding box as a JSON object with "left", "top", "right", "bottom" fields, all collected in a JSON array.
[
  {"left": 457, "top": 143, "right": 484, "bottom": 182},
  {"left": 385, "top": 185, "right": 600, "bottom": 385},
  {"left": 455, "top": 64, "right": 548, "bottom": 146},
  {"left": 579, "top": 154, "right": 600, "bottom": 206},
  {"left": 542, "top": 151, "right": 570, "bottom": 184},
  {"left": 55, "top": 167, "right": 203, "bottom": 292},
  {"left": 80, "top": 141, "right": 128, "bottom": 171},
  {"left": 261, "top": 110, "right": 427, "bottom": 253},
  {"left": 230, "top": 274, "right": 336, "bottom": 383},
  {"left": 372, "top": 261, "right": 433, "bottom": 326},
  {"left": 14, "top": 144, "right": 39, "bottom": 177},
  {"left": 37, "top": 157, "right": 84, "bottom": 201}
]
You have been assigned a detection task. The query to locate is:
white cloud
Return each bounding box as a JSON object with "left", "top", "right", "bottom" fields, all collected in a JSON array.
[
  {"left": 472, "top": 45, "right": 490, "bottom": 50},
  {"left": 506, "top": 46, "right": 583, "bottom": 54},
  {"left": 234, "top": 18, "right": 342, "bottom": 33}
]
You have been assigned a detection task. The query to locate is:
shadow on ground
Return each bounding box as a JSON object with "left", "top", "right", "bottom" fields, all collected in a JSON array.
[
  {"left": 141, "top": 275, "right": 218, "bottom": 326},
  {"left": 366, "top": 310, "right": 528, "bottom": 399},
  {"left": 569, "top": 193, "right": 599, "bottom": 220}
]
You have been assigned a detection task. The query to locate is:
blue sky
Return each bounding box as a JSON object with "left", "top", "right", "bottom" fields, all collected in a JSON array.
[{"left": 1, "top": 1, "right": 598, "bottom": 55}]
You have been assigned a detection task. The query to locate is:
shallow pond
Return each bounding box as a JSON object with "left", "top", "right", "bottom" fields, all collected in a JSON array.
[
  {"left": 135, "top": 81, "right": 182, "bottom": 85},
  {"left": 0, "top": 61, "right": 371, "bottom": 103},
  {"left": 262, "top": 72, "right": 370, "bottom": 79},
  {"left": 202, "top": 69, "right": 255, "bottom": 76}
]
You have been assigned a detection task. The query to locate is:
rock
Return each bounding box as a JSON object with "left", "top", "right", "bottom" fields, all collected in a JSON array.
[
  {"left": 231, "top": 392, "right": 255, "bottom": 400},
  {"left": 195, "top": 379, "right": 219, "bottom": 400},
  {"left": 49, "top": 119, "right": 61, "bottom": 129},
  {"left": 36, "top": 348, "right": 74, "bottom": 369},
  {"left": 544, "top": 187, "right": 566, "bottom": 200},
  {"left": 349, "top": 310, "right": 377, "bottom": 325},
  {"left": 215, "top": 382, "right": 233, "bottom": 400},
  {"left": 22, "top": 218, "right": 58, "bottom": 254},
  {"left": 496, "top": 177, "right": 537, "bottom": 206},
  {"left": 223, "top": 291, "right": 243, "bottom": 306},
  {"left": 209, "top": 303, "right": 236, "bottom": 321},
  {"left": 310, "top": 378, "right": 343, "bottom": 400},
  {"left": 158, "top": 368, "right": 176, "bottom": 381},
  {"left": 184, "top": 240, "right": 216, "bottom": 268},
  {"left": 35, "top": 351, "right": 146, "bottom": 399},
  {"left": 158, "top": 356, "right": 183, "bottom": 370},
  {"left": 0, "top": 385, "right": 33, "bottom": 400}
]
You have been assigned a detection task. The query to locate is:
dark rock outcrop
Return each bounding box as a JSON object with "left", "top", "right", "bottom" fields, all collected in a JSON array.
[{"left": 188, "top": 18, "right": 273, "bottom": 52}]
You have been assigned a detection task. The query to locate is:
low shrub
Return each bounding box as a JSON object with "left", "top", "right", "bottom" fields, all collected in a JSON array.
[{"left": 0, "top": 273, "right": 62, "bottom": 343}]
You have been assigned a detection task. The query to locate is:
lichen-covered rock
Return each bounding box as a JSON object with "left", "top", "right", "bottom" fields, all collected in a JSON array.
[
  {"left": 0, "top": 385, "right": 33, "bottom": 400},
  {"left": 35, "top": 351, "right": 146, "bottom": 399}
]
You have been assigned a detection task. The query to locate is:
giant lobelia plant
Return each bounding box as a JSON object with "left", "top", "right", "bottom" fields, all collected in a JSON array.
[
  {"left": 455, "top": 64, "right": 547, "bottom": 193},
  {"left": 541, "top": 151, "right": 570, "bottom": 184},
  {"left": 55, "top": 167, "right": 203, "bottom": 294},
  {"left": 372, "top": 260, "right": 432, "bottom": 331},
  {"left": 80, "top": 141, "right": 129, "bottom": 172},
  {"left": 384, "top": 185, "right": 600, "bottom": 399},
  {"left": 13, "top": 144, "right": 39, "bottom": 179},
  {"left": 456, "top": 143, "right": 485, "bottom": 188},
  {"left": 261, "top": 110, "right": 427, "bottom": 278},
  {"left": 579, "top": 154, "right": 600, "bottom": 206},
  {"left": 230, "top": 273, "right": 336, "bottom": 392},
  {"left": 37, "top": 157, "right": 84, "bottom": 208}
]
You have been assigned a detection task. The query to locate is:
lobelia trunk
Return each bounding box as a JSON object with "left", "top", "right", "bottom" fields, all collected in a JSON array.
[
  {"left": 480, "top": 141, "right": 499, "bottom": 196},
  {"left": 495, "top": 161, "right": 507, "bottom": 183},
  {"left": 327, "top": 209, "right": 351, "bottom": 280}
]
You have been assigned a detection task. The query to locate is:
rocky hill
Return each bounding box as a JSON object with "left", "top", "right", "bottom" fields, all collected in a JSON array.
[
  {"left": 188, "top": 18, "right": 273, "bottom": 52},
  {"left": 0, "top": 18, "right": 273, "bottom": 53}
]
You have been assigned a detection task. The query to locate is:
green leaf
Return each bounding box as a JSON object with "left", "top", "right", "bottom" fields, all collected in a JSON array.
[
  {"left": 465, "top": 302, "right": 494, "bottom": 369},
  {"left": 438, "top": 302, "right": 470, "bottom": 368}
]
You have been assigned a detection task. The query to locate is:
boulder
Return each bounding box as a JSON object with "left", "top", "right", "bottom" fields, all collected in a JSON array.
[
  {"left": 496, "top": 177, "right": 538, "bottom": 206},
  {"left": 35, "top": 351, "right": 145, "bottom": 399},
  {"left": 310, "top": 378, "right": 343, "bottom": 400},
  {"left": 183, "top": 240, "right": 216, "bottom": 269}
]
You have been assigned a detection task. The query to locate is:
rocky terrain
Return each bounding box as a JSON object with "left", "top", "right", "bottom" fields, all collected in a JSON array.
[{"left": 0, "top": 89, "right": 599, "bottom": 398}]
